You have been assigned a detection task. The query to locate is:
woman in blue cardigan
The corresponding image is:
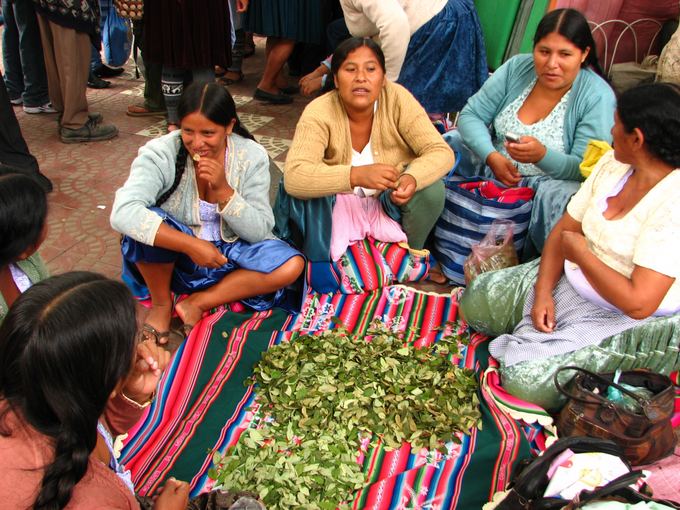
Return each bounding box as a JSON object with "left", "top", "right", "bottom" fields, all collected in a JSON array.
[{"left": 447, "top": 9, "right": 616, "bottom": 256}]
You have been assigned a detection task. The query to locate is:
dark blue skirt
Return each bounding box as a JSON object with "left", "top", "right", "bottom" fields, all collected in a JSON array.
[
  {"left": 121, "top": 208, "right": 302, "bottom": 311},
  {"left": 397, "top": 0, "right": 488, "bottom": 113}
]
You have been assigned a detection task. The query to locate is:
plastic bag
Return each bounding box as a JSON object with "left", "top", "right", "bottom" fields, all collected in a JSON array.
[
  {"left": 463, "top": 219, "right": 518, "bottom": 285},
  {"left": 103, "top": 7, "right": 132, "bottom": 67}
]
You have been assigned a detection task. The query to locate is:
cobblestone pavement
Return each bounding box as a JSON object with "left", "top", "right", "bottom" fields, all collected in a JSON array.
[{"left": 16, "top": 40, "right": 311, "bottom": 280}]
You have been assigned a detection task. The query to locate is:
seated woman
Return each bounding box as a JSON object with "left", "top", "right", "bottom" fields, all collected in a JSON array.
[
  {"left": 111, "top": 83, "right": 305, "bottom": 344},
  {"left": 461, "top": 82, "right": 680, "bottom": 411},
  {"left": 276, "top": 37, "right": 455, "bottom": 292},
  {"left": 299, "top": 0, "right": 487, "bottom": 115},
  {"left": 450, "top": 8, "right": 616, "bottom": 256},
  {"left": 0, "top": 167, "right": 49, "bottom": 323},
  {"left": 0, "top": 272, "right": 188, "bottom": 509}
]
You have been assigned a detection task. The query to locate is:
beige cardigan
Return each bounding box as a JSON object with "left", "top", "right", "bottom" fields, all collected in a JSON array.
[{"left": 284, "top": 81, "right": 455, "bottom": 199}]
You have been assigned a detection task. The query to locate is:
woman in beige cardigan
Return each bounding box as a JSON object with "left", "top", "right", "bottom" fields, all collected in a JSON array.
[{"left": 275, "top": 37, "right": 454, "bottom": 291}]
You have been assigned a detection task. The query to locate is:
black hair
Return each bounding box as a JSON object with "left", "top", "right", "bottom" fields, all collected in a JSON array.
[
  {"left": 156, "top": 82, "right": 254, "bottom": 207},
  {"left": 617, "top": 82, "right": 680, "bottom": 168},
  {"left": 534, "top": 8, "right": 606, "bottom": 78},
  {"left": 0, "top": 166, "right": 48, "bottom": 267},
  {"left": 330, "top": 37, "right": 386, "bottom": 77},
  {"left": 0, "top": 272, "right": 137, "bottom": 510}
]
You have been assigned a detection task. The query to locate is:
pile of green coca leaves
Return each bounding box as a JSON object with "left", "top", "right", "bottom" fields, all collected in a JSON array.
[{"left": 210, "top": 321, "right": 481, "bottom": 509}]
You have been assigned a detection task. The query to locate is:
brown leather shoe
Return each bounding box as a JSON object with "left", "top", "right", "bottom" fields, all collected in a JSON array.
[{"left": 60, "top": 118, "right": 118, "bottom": 143}]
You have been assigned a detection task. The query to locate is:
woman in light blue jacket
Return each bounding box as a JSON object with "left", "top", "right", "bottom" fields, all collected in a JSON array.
[
  {"left": 447, "top": 9, "right": 616, "bottom": 257},
  {"left": 111, "top": 83, "right": 304, "bottom": 344}
]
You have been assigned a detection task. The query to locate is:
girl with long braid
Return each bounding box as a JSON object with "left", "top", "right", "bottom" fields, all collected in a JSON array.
[
  {"left": 111, "top": 83, "right": 304, "bottom": 344},
  {"left": 0, "top": 272, "right": 186, "bottom": 509}
]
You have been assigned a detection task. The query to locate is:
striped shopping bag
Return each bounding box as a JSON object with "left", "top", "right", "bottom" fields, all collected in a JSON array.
[{"left": 433, "top": 173, "right": 533, "bottom": 286}]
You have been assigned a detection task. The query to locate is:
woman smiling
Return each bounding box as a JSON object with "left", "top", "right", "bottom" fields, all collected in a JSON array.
[{"left": 111, "top": 83, "right": 304, "bottom": 343}]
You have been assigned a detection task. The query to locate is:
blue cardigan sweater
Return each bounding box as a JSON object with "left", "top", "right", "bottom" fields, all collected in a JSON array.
[{"left": 458, "top": 54, "right": 616, "bottom": 181}]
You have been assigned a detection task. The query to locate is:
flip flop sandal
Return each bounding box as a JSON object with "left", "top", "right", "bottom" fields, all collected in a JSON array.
[
  {"left": 127, "top": 104, "right": 166, "bottom": 117},
  {"left": 141, "top": 323, "right": 170, "bottom": 345}
]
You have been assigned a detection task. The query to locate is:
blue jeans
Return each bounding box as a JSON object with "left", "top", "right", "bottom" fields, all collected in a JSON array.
[{"left": 1, "top": 0, "right": 49, "bottom": 106}]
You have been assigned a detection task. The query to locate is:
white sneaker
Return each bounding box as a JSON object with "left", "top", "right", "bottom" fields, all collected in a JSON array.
[
  {"left": 24, "top": 102, "right": 58, "bottom": 114},
  {"left": 9, "top": 97, "right": 23, "bottom": 106}
]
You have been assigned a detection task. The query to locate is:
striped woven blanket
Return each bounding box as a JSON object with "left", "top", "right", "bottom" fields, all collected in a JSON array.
[{"left": 121, "top": 286, "right": 549, "bottom": 508}]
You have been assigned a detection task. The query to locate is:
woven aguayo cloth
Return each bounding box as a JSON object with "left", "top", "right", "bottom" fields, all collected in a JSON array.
[{"left": 120, "top": 284, "right": 552, "bottom": 508}]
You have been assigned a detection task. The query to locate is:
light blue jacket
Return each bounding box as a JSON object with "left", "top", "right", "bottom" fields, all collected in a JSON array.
[
  {"left": 111, "top": 131, "right": 275, "bottom": 245},
  {"left": 458, "top": 54, "right": 616, "bottom": 181}
]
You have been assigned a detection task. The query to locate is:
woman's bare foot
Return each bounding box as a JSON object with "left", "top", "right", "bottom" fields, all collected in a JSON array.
[
  {"left": 167, "top": 122, "right": 180, "bottom": 133},
  {"left": 142, "top": 303, "right": 173, "bottom": 344},
  {"left": 427, "top": 264, "right": 449, "bottom": 285},
  {"left": 174, "top": 297, "right": 205, "bottom": 331}
]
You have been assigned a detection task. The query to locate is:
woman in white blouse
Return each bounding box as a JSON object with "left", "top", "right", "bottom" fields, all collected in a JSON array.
[{"left": 462, "top": 82, "right": 680, "bottom": 410}]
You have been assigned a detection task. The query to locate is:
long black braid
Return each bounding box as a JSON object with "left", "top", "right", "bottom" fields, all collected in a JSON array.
[{"left": 155, "top": 143, "right": 188, "bottom": 207}]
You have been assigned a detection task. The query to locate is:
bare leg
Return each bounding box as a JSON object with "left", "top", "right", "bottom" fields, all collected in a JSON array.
[
  {"left": 257, "top": 37, "right": 295, "bottom": 94},
  {"left": 135, "top": 261, "right": 175, "bottom": 339},
  {"left": 175, "top": 256, "right": 305, "bottom": 326}
]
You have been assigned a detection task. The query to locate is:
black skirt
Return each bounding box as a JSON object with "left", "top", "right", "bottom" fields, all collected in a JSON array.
[
  {"left": 245, "top": 0, "right": 333, "bottom": 45},
  {"left": 144, "top": 0, "right": 231, "bottom": 69}
]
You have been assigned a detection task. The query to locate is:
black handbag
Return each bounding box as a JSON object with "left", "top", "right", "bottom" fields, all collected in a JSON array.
[{"left": 494, "top": 436, "right": 680, "bottom": 509}]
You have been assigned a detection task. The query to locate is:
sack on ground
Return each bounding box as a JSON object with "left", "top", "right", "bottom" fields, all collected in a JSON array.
[
  {"left": 433, "top": 171, "right": 533, "bottom": 286},
  {"left": 463, "top": 219, "right": 518, "bottom": 284},
  {"left": 555, "top": 367, "right": 677, "bottom": 466}
]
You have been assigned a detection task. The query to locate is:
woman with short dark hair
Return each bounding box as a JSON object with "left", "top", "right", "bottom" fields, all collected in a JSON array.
[{"left": 0, "top": 167, "right": 49, "bottom": 323}]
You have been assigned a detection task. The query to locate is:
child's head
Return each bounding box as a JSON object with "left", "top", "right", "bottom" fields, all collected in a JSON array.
[{"left": 0, "top": 166, "right": 48, "bottom": 267}]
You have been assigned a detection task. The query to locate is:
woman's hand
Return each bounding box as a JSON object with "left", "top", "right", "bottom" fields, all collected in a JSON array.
[
  {"left": 505, "top": 135, "right": 546, "bottom": 164},
  {"left": 154, "top": 478, "right": 190, "bottom": 510},
  {"left": 122, "top": 339, "right": 172, "bottom": 404},
  {"left": 350, "top": 163, "right": 399, "bottom": 191},
  {"left": 560, "top": 230, "right": 588, "bottom": 263},
  {"left": 299, "top": 65, "right": 328, "bottom": 96},
  {"left": 531, "top": 289, "right": 556, "bottom": 332},
  {"left": 486, "top": 152, "right": 521, "bottom": 187},
  {"left": 196, "top": 157, "right": 230, "bottom": 194},
  {"left": 236, "top": 0, "right": 248, "bottom": 12},
  {"left": 300, "top": 76, "right": 324, "bottom": 96},
  {"left": 390, "top": 174, "right": 417, "bottom": 206},
  {"left": 187, "top": 238, "right": 228, "bottom": 268}
]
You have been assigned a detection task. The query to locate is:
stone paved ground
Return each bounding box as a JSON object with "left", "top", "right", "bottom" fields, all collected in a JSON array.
[{"left": 15, "top": 38, "right": 311, "bottom": 280}]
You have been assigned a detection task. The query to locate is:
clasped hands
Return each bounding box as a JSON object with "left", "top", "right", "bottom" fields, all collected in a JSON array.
[{"left": 349, "top": 163, "right": 417, "bottom": 206}]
